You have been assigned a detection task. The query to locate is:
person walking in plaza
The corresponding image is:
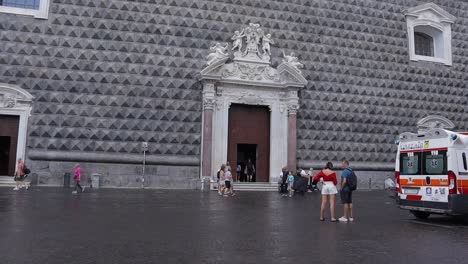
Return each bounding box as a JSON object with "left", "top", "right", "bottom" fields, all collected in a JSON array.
[
  {"left": 313, "top": 162, "right": 338, "bottom": 222},
  {"left": 72, "top": 163, "right": 85, "bottom": 194},
  {"left": 13, "top": 158, "right": 29, "bottom": 190},
  {"left": 218, "top": 164, "right": 226, "bottom": 195},
  {"left": 245, "top": 159, "right": 255, "bottom": 182},
  {"left": 339, "top": 160, "right": 355, "bottom": 222},
  {"left": 223, "top": 167, "right": 235, "bottom": 197}
]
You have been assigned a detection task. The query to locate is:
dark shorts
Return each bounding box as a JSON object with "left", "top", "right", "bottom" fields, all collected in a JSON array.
[
  {"left": 340, "top": 190, "right": 353, "bottom": 204},
  {"left": 14, "top": 175, "right": 24, "bottom": 182},
  {"left": 225, "top": 181, "right": 231, "bottom": 189}
]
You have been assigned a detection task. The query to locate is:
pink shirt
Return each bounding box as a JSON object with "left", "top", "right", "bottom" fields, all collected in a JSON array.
[
  {"left": 17, "top": 161, "right": 25, "bottom": 176},
  {"left": 74, "top": 167, "right": 82, "bottom": 181}
]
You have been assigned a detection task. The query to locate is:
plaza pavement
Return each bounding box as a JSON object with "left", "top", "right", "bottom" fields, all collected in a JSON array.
[{"left": 0, "top": 187, "right": 466, "bottom": 264}]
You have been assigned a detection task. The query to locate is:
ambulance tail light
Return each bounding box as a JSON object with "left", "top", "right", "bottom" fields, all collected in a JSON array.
[
  {"left": 448, "top": 170, "right": 457, "bottom": 195},
  {"left": 395, "top": 171, "right": 401, "bottom": 193}
]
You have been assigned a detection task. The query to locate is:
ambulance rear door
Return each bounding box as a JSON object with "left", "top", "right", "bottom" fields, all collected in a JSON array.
[{"left": 420, "top": 149, "right": 449, "bottom": 208}]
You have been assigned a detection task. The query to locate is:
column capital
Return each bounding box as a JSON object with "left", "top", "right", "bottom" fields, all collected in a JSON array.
[
  {"left": 202, "top": 81, "right": 216, "bottom": 92},
  {"left": 202, "top": 81, "right": 216, "bottom": 111},
  {"left": 203, "top": 97, "right": 215, "bottom": 110},
  {"left": 287, "top": 103, "right": 299, "bottom": 115}
]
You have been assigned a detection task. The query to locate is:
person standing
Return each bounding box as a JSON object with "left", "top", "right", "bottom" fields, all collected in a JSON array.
[
  {"left": 13, "top": 159, "right": 28, "bottom": 190},
  {"left": 236, "top": 164, "right": 241, "bottom": 182},
  {"left": 313, "top": 162, "right": 338, "bottom": 222},
  {"left": 245, "top": 159, "right": 255, "bottom": 182},
  {"left": 72, "top": 163, "right": 85, "bottom": 194},
  {"left": 224, "top": 167, "right": 235, "bottom": 197},
  {"left": 308, "top": 168, "right": 315, "bottom": 192},
  {"left": 218, "top": 164, "right": 226, "bottom": 195},
  {"left": 339, "top": 160, "right": 354, "bottom": 222},
  {"left": 287, "top": 171, "right": 294, "bottom": 197}
]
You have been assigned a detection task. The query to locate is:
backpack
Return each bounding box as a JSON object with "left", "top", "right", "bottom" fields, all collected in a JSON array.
[
  {"left": 347, "top": 169, "right": 357, "bottom": 191},
  {"left": 24, "top": 165, "right": 31, "bottom": 175}
]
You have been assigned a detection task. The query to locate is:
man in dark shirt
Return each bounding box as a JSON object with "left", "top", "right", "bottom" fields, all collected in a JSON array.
[{"left": 339, "top": 160, "right": 354, "bottom": 222}]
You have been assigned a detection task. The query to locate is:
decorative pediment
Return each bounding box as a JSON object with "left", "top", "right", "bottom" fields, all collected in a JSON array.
[
  {"left": 200, "top": 23, "right": 307, "bottom": 88},
  {"left": 417, "top": 115, "right": 455, "bottom": 132},
  {"left": 405, "top": 3, "right": 456, "bottom": 24},
  {"left": 0, "top": 83, "right": 33, "bottom": 109}
]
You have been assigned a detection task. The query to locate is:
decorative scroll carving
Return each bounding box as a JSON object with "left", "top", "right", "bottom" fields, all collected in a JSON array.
[
  {"left": 222, "top": 63, "right": 280, "bottom": 82},
  {"left": 4, "top": 96, "right": 16, "bottom": 108}
]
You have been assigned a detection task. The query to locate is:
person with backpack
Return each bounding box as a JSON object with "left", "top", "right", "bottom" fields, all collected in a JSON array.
[
  {"left": 339, "top": 160, "right": 356, "bottom": 222},
  {"left": 13, "top": 158, "right": 29, "bottom": 190}
]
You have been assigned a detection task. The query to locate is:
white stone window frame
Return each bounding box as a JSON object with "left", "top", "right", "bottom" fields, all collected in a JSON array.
[
  {"left": 405, "top": 3, "right": 456, "bottom": 66},
  {"left": 0, "top": 0, "right": 50, "bottom": 19}
]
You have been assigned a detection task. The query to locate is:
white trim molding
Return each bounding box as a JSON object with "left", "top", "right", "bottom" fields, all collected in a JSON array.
[
  {"left": 405, "top": 3, "right": 456, "bottom": 66},
  {"left": 0, "top": 0, "right": 50, "bottom": 19},
  {"left": 0, "top": 83, "right": 34, "bottom": 167}
]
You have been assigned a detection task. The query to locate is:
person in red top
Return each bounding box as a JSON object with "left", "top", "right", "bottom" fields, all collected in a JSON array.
[{"left": 313, "top": 162, "right": 338, "bottom": 222}]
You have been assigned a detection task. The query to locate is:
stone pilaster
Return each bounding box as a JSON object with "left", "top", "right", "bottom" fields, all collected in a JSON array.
[
  {"left": 287, "top": 103, "right": 298, "bottom": 171},
  {"left": 201, "top": 82, "right": 216, "bottom": 178}
]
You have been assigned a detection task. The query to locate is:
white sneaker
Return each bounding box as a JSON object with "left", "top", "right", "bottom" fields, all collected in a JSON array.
[
  {"left": 348, "top": 218, "right": 354, "bottom": 222},
  {"left": 338, "top": 217, "right": 349, "bottom": 222},
  {"left": 72, "top": 191, "right": 77, "bottom": 194},
  {"left": 13, "top": 187, "right": 19, "bottom": 191}
]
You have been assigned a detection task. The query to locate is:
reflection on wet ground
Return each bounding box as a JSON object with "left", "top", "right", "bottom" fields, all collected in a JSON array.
[{"left": 0, "top": 188, "right": 466, "bottom": 264}]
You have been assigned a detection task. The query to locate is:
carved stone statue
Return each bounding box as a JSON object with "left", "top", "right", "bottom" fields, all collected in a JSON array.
[
  {"left": 229, "top": 23, "right": 271, "bottom": 59},
  {"left": 282, "top": 50, "right": 304, "bottom": 72},
  {"left": 262, "top": 34, "right": 274, "bottom": 55},
  {"left": 206, "top": 42, "right": 229, "bottom": 65},
  {"left": 231, "top": 29, "right": 245, "bottom": 52}
]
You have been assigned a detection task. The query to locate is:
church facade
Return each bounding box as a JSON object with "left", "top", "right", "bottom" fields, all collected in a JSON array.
[{"left": 0, "top": 0, "right": 467, "bottom": 188}]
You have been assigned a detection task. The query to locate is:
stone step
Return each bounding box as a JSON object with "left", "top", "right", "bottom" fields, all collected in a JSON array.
[
  {"left": 211, "top": 182, "right": 279, "bottom": 192},
  {"left": 0, "top": 176, "right": 17, "bottom": 187}
]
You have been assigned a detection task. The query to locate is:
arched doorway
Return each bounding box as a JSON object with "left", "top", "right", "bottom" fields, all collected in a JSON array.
[{"left": 0, "top": 83, "right": 33, "bottom": 176}]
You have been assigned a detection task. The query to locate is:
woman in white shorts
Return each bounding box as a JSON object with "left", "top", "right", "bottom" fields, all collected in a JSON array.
[{"left": 312, "top": 162, "right": 338, "bottom": 222}]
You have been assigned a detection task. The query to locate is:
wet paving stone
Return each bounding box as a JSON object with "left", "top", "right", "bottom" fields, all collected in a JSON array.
[{"left": 0, "top": 188, "right": 466, "bottom": 264}]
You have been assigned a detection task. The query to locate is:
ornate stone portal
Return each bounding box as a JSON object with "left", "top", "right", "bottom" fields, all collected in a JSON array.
[
  {"left": 0, "top": 83, "right": 33, "bottom": 168},
  {"left": 199, "top": 24, "right": 307, "bottom": 182}
]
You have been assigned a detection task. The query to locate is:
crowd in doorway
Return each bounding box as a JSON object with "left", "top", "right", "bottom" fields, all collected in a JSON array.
[
  {"left": 279, "top": 160, "right": 356, "bottom": 222},
  {"left": 236, "top": 159, "right": 256, "bottom": 182}
]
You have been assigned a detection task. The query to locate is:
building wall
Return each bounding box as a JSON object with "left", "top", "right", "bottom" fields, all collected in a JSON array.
[{"left": 1, "top": 0, "right": 467, "bottom": 187}]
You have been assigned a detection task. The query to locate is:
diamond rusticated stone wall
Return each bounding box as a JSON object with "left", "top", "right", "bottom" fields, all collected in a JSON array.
[{"left": 0, "top": 0, "right": 467, "bottom": 187}]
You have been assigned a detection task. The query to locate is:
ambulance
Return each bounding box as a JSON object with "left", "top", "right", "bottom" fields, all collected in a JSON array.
[{"left": 395, "top": 128, "right": 468, "bottom": 219}]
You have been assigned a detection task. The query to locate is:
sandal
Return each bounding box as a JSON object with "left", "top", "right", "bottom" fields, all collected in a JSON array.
[
  {"left": 320, "top": 218, "right": 325, "bottom": 221},
  {"left": 331, "top": 218, "right": 338, "bottom": 222}
]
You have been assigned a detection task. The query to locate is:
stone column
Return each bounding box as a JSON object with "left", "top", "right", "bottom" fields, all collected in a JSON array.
[
  {"left": 201, "top": 82, "right": 216, "bottom": 178},
  {"left": 287, "top": 104, "right": 298, "bottom": 171}
]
